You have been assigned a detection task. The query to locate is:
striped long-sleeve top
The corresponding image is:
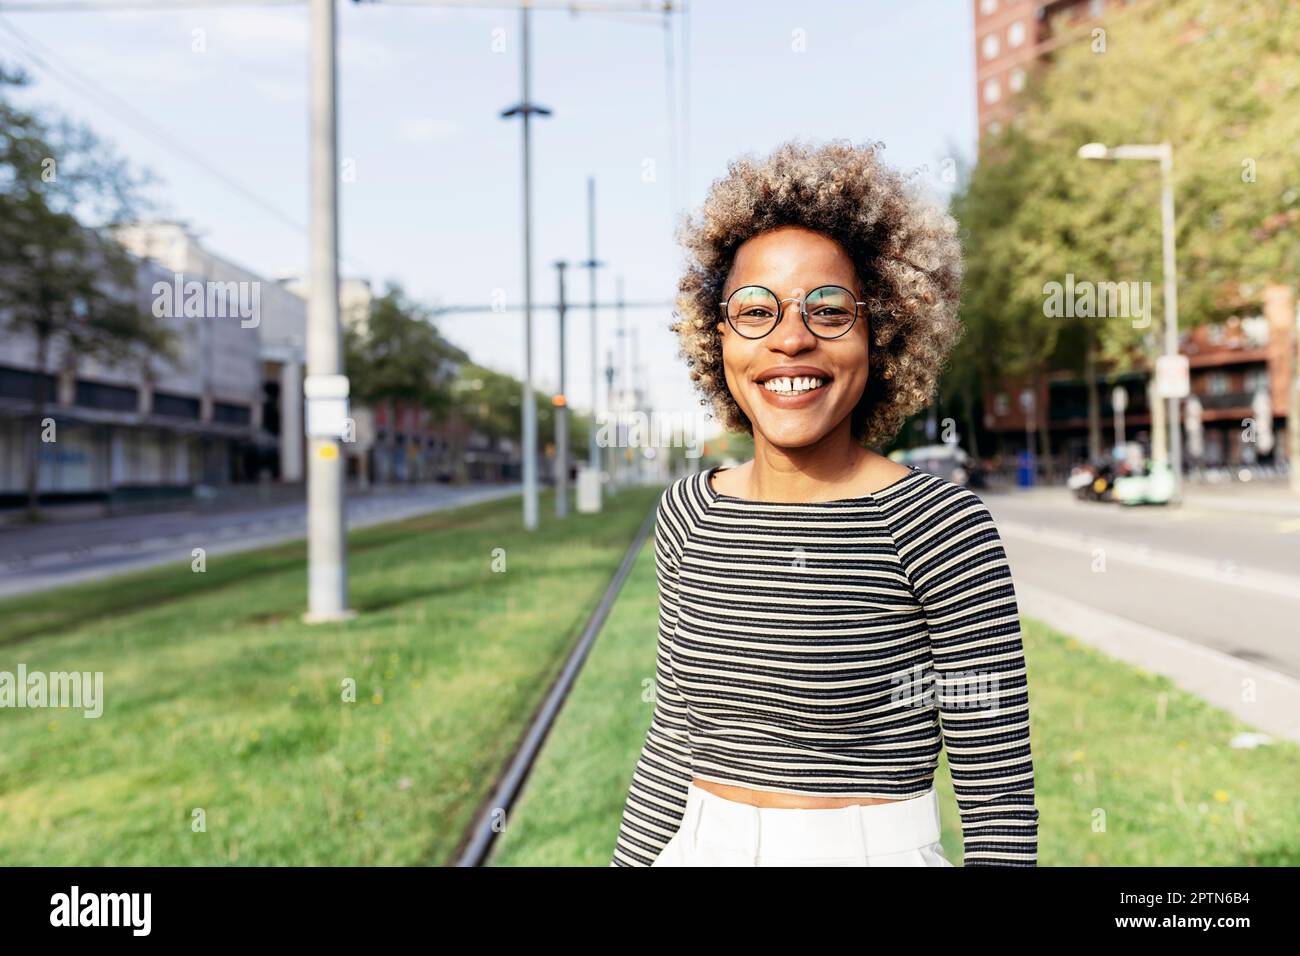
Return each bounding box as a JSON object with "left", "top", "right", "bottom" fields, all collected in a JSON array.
[{"left": 610, "top": 463, "right": 1039, "bottom": 866}]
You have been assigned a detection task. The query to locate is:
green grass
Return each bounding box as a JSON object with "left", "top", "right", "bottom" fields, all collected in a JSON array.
[
  {"left": 6, "top": 481, "right": 1294, "bottom": 867},
  {"left": 0, "top": 485, "right": 661, "bottom": 865},
  {"left": 490, "top": 540, "right": 1300, "bottom": 866}
]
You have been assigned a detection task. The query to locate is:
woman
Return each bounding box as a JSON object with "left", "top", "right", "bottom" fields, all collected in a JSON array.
[{"left": 610, "top": 139, "right": 1039, "bottom": 867}]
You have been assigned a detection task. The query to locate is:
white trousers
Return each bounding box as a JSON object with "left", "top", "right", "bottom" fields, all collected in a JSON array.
[{"left": 651, "top": 782, "right": 955, "bottom": 867}]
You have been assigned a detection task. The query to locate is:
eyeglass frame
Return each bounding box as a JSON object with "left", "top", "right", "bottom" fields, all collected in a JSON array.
[{"left": 718, "top": 283, "right": 868, "bottom": 340}]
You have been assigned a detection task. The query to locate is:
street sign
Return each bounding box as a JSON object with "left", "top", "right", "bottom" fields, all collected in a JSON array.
[
  {"left": 1155, "top": 355, "right": 1190, "bottom": 399},
  {"left": 304, "top": 373, "right": 351, "bottom": 439}
]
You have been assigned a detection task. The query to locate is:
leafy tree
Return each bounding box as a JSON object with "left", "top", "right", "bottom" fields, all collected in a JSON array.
[
  {"left": 952, "top": 0, "right": 1300, "bottom": 469},
  {"left": 344, "top": 282, "right": 468, "bottom": 480},
  {"left": 0, "top": 64, "right": 172, "bottom": 518}
]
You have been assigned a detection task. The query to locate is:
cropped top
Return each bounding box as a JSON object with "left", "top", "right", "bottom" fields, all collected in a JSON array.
[{"left": 610, "top": 464, "right": 1039, "bottom": 866}]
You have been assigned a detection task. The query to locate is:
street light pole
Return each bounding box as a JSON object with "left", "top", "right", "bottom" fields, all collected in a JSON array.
[
  {"left": 303, "top": 0, "right": 352, "bottom": 623},
  {"left": 553, "top": 259, "right": 569, "bottom": 517},
  {"left": 1077, "top": 141, "right": 1184, "bottom": 503},
  {"left": 578, "top": 176, "right": 605, "bottom": 473},
  {"left": 1157, "top": 144, "right": 1183, "bottom": 504},
  {"left": 501, "top": 3, "right": 552, "bottom": 531}
]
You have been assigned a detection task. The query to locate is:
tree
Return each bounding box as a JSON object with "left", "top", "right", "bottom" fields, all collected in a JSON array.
[
  {"left": 0, "top": 64, "right": 173, "bottom": 518},
  {"left": 950, "top": 0, "right": 1300, "bottom": 474},
  {"left": 344, "top": 282, "right": 466, "bottom": 481}
]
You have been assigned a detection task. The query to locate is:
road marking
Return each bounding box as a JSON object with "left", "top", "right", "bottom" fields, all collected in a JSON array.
[{"left": 998, "top": 519, "right": 1300, "bottom": 603}]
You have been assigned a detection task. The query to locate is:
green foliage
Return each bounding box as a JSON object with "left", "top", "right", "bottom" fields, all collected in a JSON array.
[
  {"left": 953, "top": 0, "right": 1300, "bottom": 381},
  {"left": 0, "top": 62, "right": 174, "bottom": 515},
  {"left": 344, "top": 281, "right": 467, "bottom": 421}
]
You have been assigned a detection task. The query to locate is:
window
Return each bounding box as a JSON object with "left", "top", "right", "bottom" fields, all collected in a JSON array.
[
  {"left": 0, "top": 365, "right": 58, "bottom": 402},
  {"left": 76, "top": 379, "right": 138, "bottom": 413},
  {"left": 1009, "top": 67, "right": 1026, "bottom": 92},
  {"left": 980, "top": 0, "right": 997, "bottom": 15},
  {"left": 984, "top": 78, "right": 1001, "bottom": 103},
  {"left": 1008, "top": 20, "right": 1026, "bottom": 47},
  {"left": 213, "top": 402, "right": 251, "bottom": 426},
  {"left": 154, "top": 391, "right": 201, "bottom": 420},
  {"left": 1241, "top": 315, "right": 1269, "bottom": 347},
  {"left": 1244, "top": 367, "right": 1270, "bottom": 396},
  {"left": 1206, "top": 371, "right": 1229, "bottom": 396},
  {"left": 982, "top": 32, "right": 1000, "bottom": 60}
]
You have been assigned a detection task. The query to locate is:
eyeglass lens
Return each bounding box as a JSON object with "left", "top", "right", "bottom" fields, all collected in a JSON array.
[{"left": 725, "top": 285, "right": 857, "bottom": 338}]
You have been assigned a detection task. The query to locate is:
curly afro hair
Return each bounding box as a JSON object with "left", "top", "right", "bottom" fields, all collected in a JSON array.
[{"left": 672, "top": 138, "right": 963, "bottom": 450}]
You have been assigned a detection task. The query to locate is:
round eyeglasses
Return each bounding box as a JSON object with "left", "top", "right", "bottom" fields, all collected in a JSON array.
[{"left": 720, "top": 284, "right": 865, "bottom": 340}]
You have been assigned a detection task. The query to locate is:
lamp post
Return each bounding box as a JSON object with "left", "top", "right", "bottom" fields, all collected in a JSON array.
[
  {"left": 501, "top": 3, "right": 553, "bottom": 531},
  {"left": 1077, "top": 141, "right": 1184, "bottom": 503},
  {"left": 553, "top": 259, "right": 569, "bottom": 517}
]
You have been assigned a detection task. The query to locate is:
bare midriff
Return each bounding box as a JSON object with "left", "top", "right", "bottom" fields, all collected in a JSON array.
[{"left": 691, "top": 777, "right": 904, "bottom": 808}]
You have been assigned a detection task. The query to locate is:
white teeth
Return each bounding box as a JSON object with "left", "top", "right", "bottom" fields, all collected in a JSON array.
[{"left": 761, "top": 376, "right": 827, "bottom": 394}]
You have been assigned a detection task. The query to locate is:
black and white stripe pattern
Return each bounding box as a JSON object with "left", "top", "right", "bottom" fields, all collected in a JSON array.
[{"left": 611, "top": 464, "right": 1039, "bottom": 866}]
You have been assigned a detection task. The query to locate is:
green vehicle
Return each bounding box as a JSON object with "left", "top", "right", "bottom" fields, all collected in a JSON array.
[{"left": 1111, "top": 460, "right": 1175, "bottom": 506}]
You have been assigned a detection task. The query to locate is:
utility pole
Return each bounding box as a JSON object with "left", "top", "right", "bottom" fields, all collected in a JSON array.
[
  {"left": 1290, "top": 295, "right": 1300, "bottom": 494},
  {"left": 553, "top": 259, "right": 569, "bottom": 517},
  {"left": 303, "top": 0, "right": 352, "bottom": 623},
  {"left": 613, "top": 276, "right": 628, "bottom": 488},
  {"left": 578, "top": 176, "right": 605, "bottom": 473},
  {"left": 500, "top": 2, "right": 552, "bottom": 531},
  {"left": 604, "top": 348, "right": 617, "bottom": 496},
  {"left": 1157, "top": 144, "right": 1183, "bottom": 504}
]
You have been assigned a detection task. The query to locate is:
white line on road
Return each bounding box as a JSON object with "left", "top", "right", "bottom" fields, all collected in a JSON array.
[{"left": 998, "top": 519, "right": 1300, "bottom": 603}]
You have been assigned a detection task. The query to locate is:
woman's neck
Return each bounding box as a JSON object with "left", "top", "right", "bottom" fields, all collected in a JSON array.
[{"left": 739, "top": 428, "right": 871, "bottom": 503}]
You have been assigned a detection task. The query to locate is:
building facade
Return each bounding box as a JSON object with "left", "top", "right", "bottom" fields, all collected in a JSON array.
[
  {"left": 0, "top": 244, "right": 268, "bottom": 506},
  {"left": 972, "top": 0, "right": 1297, "bottom": 473}
]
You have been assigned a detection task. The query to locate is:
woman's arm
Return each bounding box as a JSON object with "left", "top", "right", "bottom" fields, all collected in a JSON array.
[
  {"left": 609, "top": 490, "right": 695, "bottom": 866},
  {"left": 895, "top": 483, "right": 1040, "bottom": 866}
]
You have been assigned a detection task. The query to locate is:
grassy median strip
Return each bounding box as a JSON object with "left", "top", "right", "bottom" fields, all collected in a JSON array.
[
  {"left": 0, "top": 485, "right": 661, "bottom": 865},
  {"left": 491, "top": 544, "right": 1300, "bottom": 866}
]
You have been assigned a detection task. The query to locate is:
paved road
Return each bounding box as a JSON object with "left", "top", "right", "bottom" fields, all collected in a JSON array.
[
  {"left": 980, "top": 484, "right": 1300, "bottom": 741},
  {"left": 984, "top": 486, "right": 1300, "bottom": 675},
  {"left": 0, "top": 483, "right": 522, "bottom": 598}
]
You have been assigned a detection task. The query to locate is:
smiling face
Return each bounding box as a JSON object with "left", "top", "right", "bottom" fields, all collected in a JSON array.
[{"left": 717, "top": 225, "right": 870, "bottom": 451}]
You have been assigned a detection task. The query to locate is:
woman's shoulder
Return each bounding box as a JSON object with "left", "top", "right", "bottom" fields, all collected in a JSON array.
[{"left": 877, "top": 467, "right": 1001, "bottom": 538}]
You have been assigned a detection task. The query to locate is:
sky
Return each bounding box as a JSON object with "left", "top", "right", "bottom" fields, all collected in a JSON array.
[{"left": 0, "top": 0, "right": 978, "bottom": 438}]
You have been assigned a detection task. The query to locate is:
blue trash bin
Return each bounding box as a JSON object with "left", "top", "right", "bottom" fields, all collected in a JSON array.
[{"left": 1017, "top": 449, "right": 1035, "bottom": 487}]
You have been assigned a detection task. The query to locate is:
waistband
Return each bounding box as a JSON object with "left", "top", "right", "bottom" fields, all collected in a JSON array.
[{"left": 682, "top": 782, "right": 943, "bottom": 860}]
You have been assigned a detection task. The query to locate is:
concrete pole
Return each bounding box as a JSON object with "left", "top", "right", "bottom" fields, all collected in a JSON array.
[
  {"left": 616, "top": 276, "right": 630, "bottom": 488},
  {"left": 1159, "top": 145, "right": 1183, "bottom": 503},
  {"left": 304, "top": 0, "right": 350, "bottom": 622},
  {"left": 584, "top": 176, "right": 601, "bottom": 471},
  {"left": 1291, "top": 295, "right": 1300, "bottom": 494},
  {"left": 280, "top": 359, "right": 303, "bottom": 482},
  {"left": 604, "top": 348, "right": 617, "bottom": 497},
  {"left": 554, "top": 259, "right": 569, "bottom": 517},
  {"left": 520, "top": 5, "right": 538, "bottom": 530}
]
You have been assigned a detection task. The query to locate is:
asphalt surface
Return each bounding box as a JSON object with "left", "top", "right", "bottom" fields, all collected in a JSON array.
[
  {"left": 982, "top": 485, "right": 1300, "bottom": 681},
  {"left": 0, "top": 483, "right": 522, "bottom": 598}
]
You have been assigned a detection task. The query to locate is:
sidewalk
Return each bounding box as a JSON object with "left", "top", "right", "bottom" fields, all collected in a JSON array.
[{"left": 1017, "top": 582, "right": 1300, "bottom": 744}]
